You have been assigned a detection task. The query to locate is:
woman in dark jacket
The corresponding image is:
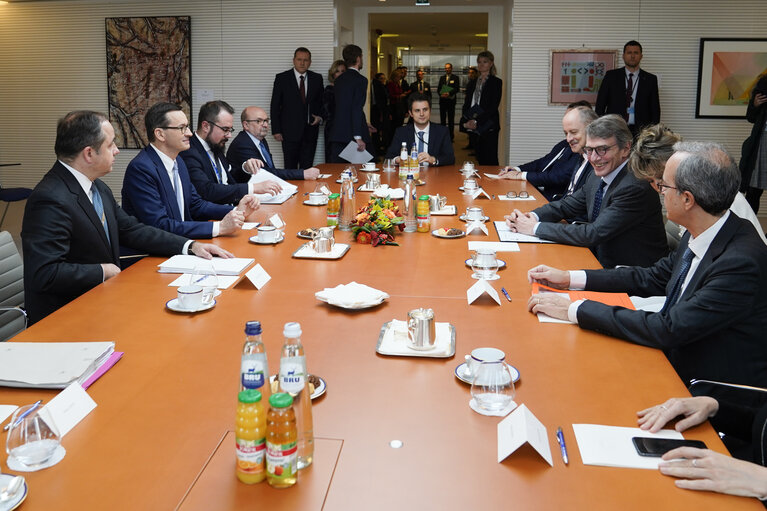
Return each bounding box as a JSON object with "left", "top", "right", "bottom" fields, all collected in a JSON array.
[
  {"left": 461, "top": 51, "right": 502, "bottom": 166},
  {"left": 741, "top": 72, "right": 767, "bottom": 213},
  {"left": 322, "top": 59, "right": 346, "bottom": 163}
]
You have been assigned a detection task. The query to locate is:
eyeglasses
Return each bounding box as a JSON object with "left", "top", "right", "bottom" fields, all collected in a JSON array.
[
  {"left": 159, "top": 125, "right": 190, "bottom": 133},
  {"left": 506, "top": 191, "right": 530, "bottom": 199},
  {"left": 584, "top": 144, "right": 617, "bottom": 156},
  {"left": 656, "top": 182, "right": 679, "bottom": 194},
  {"left": 209, "top": 122, "right": 236, "bottom": 134},
  {"left": 245, "top": 118, "right": 271, "bottom": 125}
]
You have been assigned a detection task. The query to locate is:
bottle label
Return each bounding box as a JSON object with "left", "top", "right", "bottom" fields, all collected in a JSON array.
[
  {"left": 279, "top": 357, "right": 306, "bottom": 394},
  {"left": 266, "top": 440, "right": 297, "bottom": 480},
  {"left": 241, "top": 355, "right": 266, "bottom": 390},
  {"left": 236, "top": 437, "right": 266, "bottom": 474}
]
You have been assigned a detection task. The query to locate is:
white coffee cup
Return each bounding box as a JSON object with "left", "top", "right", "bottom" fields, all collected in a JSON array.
[
  {"left": 362, "top": 162, "right": 376, "bottom": 170},
  {"left": 257, "top": 225, "right": 279, "bottom": 242},
  {"left": 177, "top": 285, "right": 203, "bottom": 310},
  {"left": 463, "top": 178, "right": 478, "bottom": 192},
  {"left": 308, "top": 192, "right": 325, "bottom": 204},
  {"left": 462, "top": 161, "right": 475, "bottom": 171},
  {"left": 466, "top": 206, "right": 483, "bottom": 221},
  {"left": 465, "top": 347, "right": 505, "bottom": 378}
]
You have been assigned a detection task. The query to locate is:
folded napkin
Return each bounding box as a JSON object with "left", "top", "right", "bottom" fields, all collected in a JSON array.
[
  {"left": 315, "top": 282, "right": 389, "bottom": 308},
  {"left": 378, "top": 319, "right": 452, "bottom": 356},
  {"left": 373, "top": 186, "right": 405, "bottom": 199}
]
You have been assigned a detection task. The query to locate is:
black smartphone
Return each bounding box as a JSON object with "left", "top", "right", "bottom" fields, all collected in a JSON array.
[{"left": 632, "top": 437, "right": 707, "bottom": 457}]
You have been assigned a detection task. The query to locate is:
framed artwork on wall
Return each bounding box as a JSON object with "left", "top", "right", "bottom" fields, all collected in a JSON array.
[
  {"left": 106, "top": 16, "right": 192, "bottom": 149},
  {"left": 696, "top": 38, "right": 767, "bottom": 119},
  {"left": 549, "top": 49, "right": 618, "bottom": 106}
]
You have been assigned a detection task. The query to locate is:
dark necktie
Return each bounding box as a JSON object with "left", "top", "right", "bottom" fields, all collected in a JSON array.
[
  {"left": 299, "top": 75, "right": 306, "bottom": 104},
  {"left": 591, "top": 180, "right": 607, "bottom": 221},
  {"left": 91, "top": 185, "right": 110, "bottom": 243},
  {"left": 660, "top": 247, "right": 695, "bottom": 314},
  {"left": 417, "top": 131, "right": 425, "bottom": 153},
  {"left": 419, "top": 81, "right": 423, "bottom": 93},
  {"left": 171, "top": 161, "right": 185, "bottom": 221},
  {"left": 625, "top": 73, "right": 634, "bottom": 121},
  {"left": 260, "top": 140, "right": 274, "bottom": 168}
]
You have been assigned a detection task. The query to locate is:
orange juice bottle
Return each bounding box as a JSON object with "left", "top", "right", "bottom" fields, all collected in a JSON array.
[
  {"left": 235, "top": 389, "right": 266, "bottom": 484},
  {"left": 416, "top": 195, "right": 431, "bottom": 232},
  {"left": 266, "top": 393, "right": 298, "bottom": 488}
]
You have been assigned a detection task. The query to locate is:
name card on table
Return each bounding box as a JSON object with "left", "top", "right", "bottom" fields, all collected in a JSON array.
[
  {"left": 498, "top": 404, "right": 553, "bottom": 466},
  {"left": 471, "top": 188, "right": 492, "bottom": 200},
  {"left": 465, "top": 220, "right": 488, "bottom": 235},
  {"left": 269, "top": 214, "right": 285, "bottom": 229},
  {"left": 39, "top": 382, "right": 97, "bottom": 437},
  {"left": 467, "top": 279, "right": 501, "bottom": 305},
  {"left": 243, "top": 264, "right": 271, "bottom": 290}
]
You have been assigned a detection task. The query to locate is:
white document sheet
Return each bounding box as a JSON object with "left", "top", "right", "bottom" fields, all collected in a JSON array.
[
  {"left": 468, "top": 241, "right": 520, "bottom": 252},
  {"left": 0, "top": 405, "right": 18, "bottom": 425},
  {"left": 572, "top": 424, "right": 684, "bottom": 469},
  {"left": 494, "top": 221, "right": 554, "bottom": 243},
  {"left": 249, "top": 169, "right": 298, "bottom": 204},
  {"left": 157, "top": 255, "right": 254, "bottom": 275},
  {"left": 338, "top": 140, "right": 373, "bottom": 164},
  {"left": 0, "top": 342, "right": 114, "bottom": 389}
]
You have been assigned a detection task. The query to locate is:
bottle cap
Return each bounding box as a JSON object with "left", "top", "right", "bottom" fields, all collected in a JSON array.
[
  {"left": 283, "top": 322, "right": 302, "bottom": 338},
  {"left": 245, "top": 321, "right": 262, "bottom": 335},
  {"left": 238, "top": 389, "right": 262, "bottom": 403},
  {"left": 269, "top": 392, "right": 294, "bottom": 408},
  {"left": 328, "top": 193, "right": 340, "bottom": 199},
  {"left": 407, "top": 174, "right": 414, "bottom": 179},
  {"left": 418, "top": 195, "right": 430, "bottom": 201}
]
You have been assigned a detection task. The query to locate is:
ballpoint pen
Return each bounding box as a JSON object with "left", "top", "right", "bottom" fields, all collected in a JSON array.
[
  {"left": 501, "top": 287, "right": 512, "bottom": 302},
  {"left": 3, "top": 399, "right": 43, "bottom": 432},
  {"left": 556, "top": 426, "right": 569, "bottom": 465}
]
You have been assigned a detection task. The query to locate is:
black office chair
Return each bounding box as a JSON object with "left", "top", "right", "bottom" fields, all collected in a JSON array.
[{"left": 0, "top": 165, "right": 31, "bottom": 230}]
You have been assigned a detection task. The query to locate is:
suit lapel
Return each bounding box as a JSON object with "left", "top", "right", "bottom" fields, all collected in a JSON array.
[
  {"left": 93, "top": 180, "right": 120, "bottom": 262},
  {"left": 190, "top": 135, "right": 218, "bottom": 183},
  {"left": 680, "top": 215, "right": 739, "bottom": 299},
  {"left": 145, "top": 147, "right": 183, "bottom": 220}
]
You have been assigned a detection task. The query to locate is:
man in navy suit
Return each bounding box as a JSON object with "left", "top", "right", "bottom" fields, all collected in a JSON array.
[
  {"left": 596, "top": 41, "right": 661, "bottom": 137},
  {"left": 499, "top": 103, "right": 598, "bottom": 200},
  {"left": 226, "top": 106, "right": 320, "bottom": 183},
  {"left": 270, "top": 47, "right": 324, "bottom": 169},
  {"left": 329, "top": 44, "right": 371, "bottom": 163},
  {"left": 409, "top": 69, "right": 432, "bottom": 104},
  {"left": 527, "top": 141, "right": 767, "bottom": 388},
  {"left": 122, "top": 102, "right": 259, "bottom": 239},
  {"left": 180, "top": 100, "right": 282, "bottom": 205},
  {"left": 437, "top": 63, "right": 460, "bottom": 141},
  {"left": 385, "top": 93, "right": 455, "bottom": 167}
]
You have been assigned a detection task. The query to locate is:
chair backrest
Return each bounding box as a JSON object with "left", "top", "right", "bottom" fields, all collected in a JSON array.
[{"left": 0, "top": 231, "right": 25, "bottom": 341}]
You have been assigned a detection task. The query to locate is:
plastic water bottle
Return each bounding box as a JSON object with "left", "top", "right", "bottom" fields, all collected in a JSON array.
[
  {"left": 278, "top": 322, "right": 313, "bottom": 469},
  {"left": 403, "top": 174, "right": 417, "bottom": 233},
  {"left": 241, "top": 321, "right": 270, "bottom": 403},
  {"left": 338, "top": 171, "right": 355, "bottom": 231}
]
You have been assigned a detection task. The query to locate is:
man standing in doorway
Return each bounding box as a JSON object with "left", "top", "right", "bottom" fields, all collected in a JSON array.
[
  {"left": 438, "top": 63, "right": 460, "bottom": 141},
  {"left": 329, "top": 44, "right": 371, "bottom": 163}
]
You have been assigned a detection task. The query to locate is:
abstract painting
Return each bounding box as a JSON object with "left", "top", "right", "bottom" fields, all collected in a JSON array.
[{"left": 549, "top": 49, "right": 618, "bottom": 106}]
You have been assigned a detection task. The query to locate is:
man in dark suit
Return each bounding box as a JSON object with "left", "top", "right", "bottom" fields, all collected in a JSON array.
[
  {"left": 226, "top": 106, "right": 320, "bottom": 183},
  {"left": 506, "top": 114, "right": 667, "bottom": 268},
  {"left": 527, "top": 141, "right": 767, "bottom": 389},
  {"left": 22, "top": 110, "right": 232, "bottom": 324},
  {"left": 384, "top": 93, "right": 455, "bottom": 167},
  {"left": 409, "top": 69, "right": 432, "bottom": 104},
  {"left": 122, "top": 102, "right": 259, "bottom": 239},
  {"left": 270, "top": 47, "right": 324, "bottom": 169},
  {"left": 329, "top": 44, "right": 371, "bottom": 163},
  {"left": 596, "top": 40, "right": 661, "bottom": 137},
  {"left": 180, "top": 100, "right": 282, "bottom": 205},
  {"left": 499, "top": 104, "right": 598, "bottom": 200},
  {"left": 437, "top": 63, "right": 460, "bottom": 141}
]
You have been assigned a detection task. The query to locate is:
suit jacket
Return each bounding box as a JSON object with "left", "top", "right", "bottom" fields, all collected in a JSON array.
[
  {"left": 437, "top": 73, "right": 460, "bottom": 102},
  {"left": 518, "top": 139, "right": 584, "bottom": 200},
  {"left": 577, "top": 213, "right": 767, "bottom": 388},
  {"left": 740, "top": 75, "right": 767, "bottom": 190},
  {"left": 532, "top": 164, "right": 668, "bottom": 268},
  {"left": 22, "top": 161, "right": 187, "bottom": 324},
  {"left": 595, "top": 67, "right": 660, "bottom": 129},
  {"left": 122, "top": 146, "right": 232, "bottom": 239},
  {"left": 409, "top": 80, "right": 432, "bottom": 102},
  {"left": 179, "top": 135, "right": 248, "bottom": 205},
  {"left": 225, "top": 131, "right": 304, "bottom": 183},
  {"left": 384, "top": 123, "right": 455, "bottom": 166},
  {"left": 270, "top": 69, "right": 323, "bottom": 142},
  {"left": 330, "top": 69, "right": 370, "bottom": 145},
  {"left": 461, "top": 75, "right": 502, "bottom": 133}
]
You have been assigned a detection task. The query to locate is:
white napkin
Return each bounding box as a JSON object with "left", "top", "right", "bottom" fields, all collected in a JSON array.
[
  {"left": 373, "top": 186, "right": 405, "bottom": 199},
  {"left": 378, "top": 319, "right": 452, "bottom": 356},
  {"left": 315, "top": 282, "right": 389, "bottom": 308}
]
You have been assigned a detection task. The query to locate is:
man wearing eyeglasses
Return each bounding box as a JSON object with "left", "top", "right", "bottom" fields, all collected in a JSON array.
[
  {"left": 227, "top": 106, "right": 321, "bottom": 183},
  {"left": 180, "top": 100, "right": 282, "bottom": 205},
  {"left": 122, "top": 102, "right": 260, "bottom": 239},
  {"left": 526, "top": 141, "right": 767, "bottom": 389},
  {"left": 506, "top": 114, "right": 667, "bottom": 268}
]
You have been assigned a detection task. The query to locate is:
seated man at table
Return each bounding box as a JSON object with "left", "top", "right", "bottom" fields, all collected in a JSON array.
[
  {"left": 122, "top": 102, "right": 260, "bottom": 239},
  {"left": 22, "top": 110, "right": 232, "bottom": 325},
  {"left": 526, "top": 141, "right": 767, "bottom": 389},
  {"left": 226, "top": 106, "right": 320, "bottom": 183},
  {"left": 179, "top": 100, "right": 283, "bottom": 205},
  {"left": 498, "top": 102, "right": 597, "bottom": 200},
  {"left": 505, "top": 114, "right": 667, "bottom": 268},
  {"left": 384, "top": 93, "right": 455, "bottom": 167}
]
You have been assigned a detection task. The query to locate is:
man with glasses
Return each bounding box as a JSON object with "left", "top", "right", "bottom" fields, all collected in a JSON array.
[
  {"left": 526, "top": 141, "right": 767, "bottom": 388},
  {"left": 180, "top": 100, "right": 282, "bottom": 205},
  {"left": 227, "top": 106, "right": 320, "bottom": 182},
  {"left": 122, "top": 102, "right": 260, "bottom": 239},
  {"left": 505, "top": 114, "right": 667, "bottom": 268}
]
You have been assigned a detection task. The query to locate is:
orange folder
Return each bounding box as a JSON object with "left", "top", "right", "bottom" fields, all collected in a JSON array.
[{"left": 531, "top": 283, "right": 636, "bottom": 310}]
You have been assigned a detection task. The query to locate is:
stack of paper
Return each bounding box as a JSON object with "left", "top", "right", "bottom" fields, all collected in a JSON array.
[
  {"left": 0, "top": 342, "right": 115, "bottom": 389},
  {"left": 250, "top": 169, "right": 298, "bottom": 204},
  {"left": 157, "top": 255, "right": 254, "bottom": 275}
]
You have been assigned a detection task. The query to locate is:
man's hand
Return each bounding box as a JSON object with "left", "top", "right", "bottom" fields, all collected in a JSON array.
[
  {"left": 303, "top": 167, "right": 320, "bottom": 180},
  {"left": 236, "top": 194, "right": 260, "bottom": 217},
  {"left": 273, "top": 133, "right": 284, "bottom": 142},
  {"left": 368, "top": 123, "right": 378, "bottom": 134},
  {"left": 417, "top": 152, "right": 432, "bottom": 163},
  {"left": 356, "top": 139, "right": 366, "bottom": 152},
  {"left": 243, "top": 158, "right": 265, "bottom": 174},
  {"left": 637, "top": 396, "right": 719, "bottom": 433},
  {"left": 527, "top": 264, "right": 571, "bottom": 288},
  {"left": 219, "top": 209, "right": 245, "bottom": 235},
  {"left": 190, "top": 242, "right": 234, "bottom": 259},
  {"left": 310, "top": 115, "right": 322, "bottom": 126},
  {"left": 252, "top": 181, "right": 282, "bottom": 196},
  {"left": 504, "top": 209, "right": 537, "bottom": 235},
  {"left": 498, "top": 167, "right": 523, "bottom": 180},
  {"left": 101, "top": 263, "right": 121, "bottom": 281},
  {"left": 527, "top": 292, "right": 572, "bottom": 321},
  {"left": 754, "top": 93, "right": 767, "bottom": 107},
  {"left": 464, "top": 119, "right": 477, "bottom": 130}
]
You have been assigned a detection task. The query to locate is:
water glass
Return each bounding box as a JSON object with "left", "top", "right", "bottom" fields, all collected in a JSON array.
[
  {"left": 6, "top": 405, "right": 61, "bottom": 468},
  {"left": 470, "top": 361, "right": 515, "bottom": 413},
  {"left": 383, "top": 158, "right": 396, "bottom": 172},
  {"left": 191, "top": 263, "right": 218, "bottom": 306}
]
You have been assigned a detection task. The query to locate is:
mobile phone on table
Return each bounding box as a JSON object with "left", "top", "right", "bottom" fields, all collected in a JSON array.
[{"left": 632, "top": 437, "right": 707, "bottom": 457}]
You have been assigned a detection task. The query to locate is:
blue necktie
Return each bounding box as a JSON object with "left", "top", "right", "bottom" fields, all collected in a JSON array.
[
  {"left": 91, "top": 185, "right": 110, "bottom": 243},
  {"left": 260, "top": 140, "right": 274, "bottom": 168},
  {"left": 661, "top": 247, "right": 695, "bottom": 314},
  {"left": 591, "top": 180, "right": 607, "bottom": 221},
  {"left": 417, "top": 131, "right": 425, "bottom": 153},
  {"left": 172, "top": 161, "right": 185, "bottom": 221}
]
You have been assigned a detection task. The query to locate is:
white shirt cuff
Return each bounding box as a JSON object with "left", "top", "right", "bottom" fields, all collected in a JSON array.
[
  {"left": 519, "top": 172, "right": 527, "bottom": 180},
  {"left": 353, "top": 136, "right": 362, "bottom": 140},
  {"left": 247, "top": 182, "right": 254, "bottom": 194},
  {"left": 569, "top": 270, "right": 587, "bottom": 290},
  {"left": 182, "top": 240, "right": 194, "bottom": 255},
  {"left": 568, "top": 299, "right": 585, "bottom": 323},
  {"left": 212, "top": 222, "right": 220, "bottom": 237}
]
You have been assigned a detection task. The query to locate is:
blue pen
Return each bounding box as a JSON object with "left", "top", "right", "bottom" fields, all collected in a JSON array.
[
  {"left": 556, "top": 427, "right": 569, "bottom": 465},
  {"left": 4, "top": 399, "right": 43, "bottom": 431},
  {"left": 501, "top": 287, "right": 512, "bottom": 302}
]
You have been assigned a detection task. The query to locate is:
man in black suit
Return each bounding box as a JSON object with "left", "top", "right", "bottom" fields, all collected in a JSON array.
[
  {"left": 180, "top": 100, "right": 282, "bottom": 205},
  {"left": 527, "top": 141, "right": 767, "bottom": 388},
  {"left": 270, "top": 47, "right": 324, "bottom": 169},
  {"left": 329, "top": 44, "right": 371, "bottom": 163},
  {"left": 226, "top": 106, "right": 320, "bottom": 183},
  {"left": 506, "top": 114, "right": 667, "bottom": 268},
  {"left": 384, "top": 93, "right": 454, "bottom": 167},
  {"left": 409, "top": 69, "right": 432, "bottom": 104},
  {"left": 437, "top": 63, "right": 460, "bottom": 141},
  {"left": 21, "top": 110, "right": 232, "bottom": 324},
  {"left": 596, "top": 40, "right": 661, "bottom": 137}
]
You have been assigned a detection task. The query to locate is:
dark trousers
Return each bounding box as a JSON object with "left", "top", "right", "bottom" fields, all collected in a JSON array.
[
  {"left": 746, "top": 186, "right": 763, "bottom": 214},
  {"left": 440, "top": 99, "right": 456, "bottom": 140},
  {"left": 282, "top": 134, "right": 318, "bottom": 169},
  {"left": 475, "top": 130, "right": 499, "bottom": 166}
]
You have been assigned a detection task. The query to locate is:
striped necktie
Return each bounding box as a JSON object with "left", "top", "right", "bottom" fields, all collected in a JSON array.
[{"left": 591, "top": 180, "right": 607, "bottom": 221}]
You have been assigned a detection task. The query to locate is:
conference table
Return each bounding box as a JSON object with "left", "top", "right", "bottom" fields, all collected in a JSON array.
[{"left": 1, "top": 164, "right": 760, "bottom": 510}]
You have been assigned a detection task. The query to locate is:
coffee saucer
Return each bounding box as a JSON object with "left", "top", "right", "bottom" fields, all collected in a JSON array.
[
  {"left": 458, "top": 187, "right": 479, "bottom": 192},
  {"left": 459, "top": 214, "right": 490, "bottom": 222},
  {"left": 303, "top": 199, "right": 328, "bottom": 206},
  {"left": 359, "top": 167, "right": 379, "bottom": 172},
  {"left": 454, "top": 362, "right": 520, "bottom": 385},
  {"left": 248, "top": 234, "right": 285, "bottom": 245},
  {"left": 0, "top": 474, "right": 27, "bottom": 510},
  {"left": 335, "top": 178, "right": 359, "bottom": 184},
  {"left": 464, "top": 258, "right": 506, "bottom": 269},
  {"left": 166, "top": 298, "right": 216, "bottom": 313}
]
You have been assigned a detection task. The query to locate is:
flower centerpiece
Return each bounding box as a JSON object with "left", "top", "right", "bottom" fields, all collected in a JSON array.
[{"left": 351, "top": 197, "right": 404, "bottom": 246}]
